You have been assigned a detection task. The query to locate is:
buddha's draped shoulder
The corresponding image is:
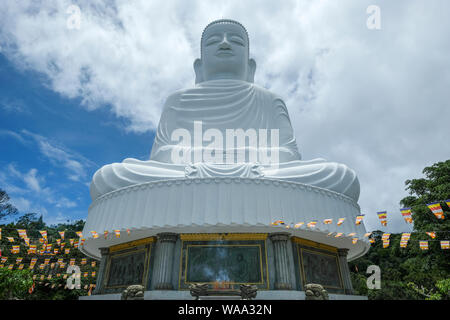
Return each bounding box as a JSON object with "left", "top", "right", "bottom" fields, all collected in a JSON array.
[{"left": 150, "top": 79, "right": 301, "bottom": 163}]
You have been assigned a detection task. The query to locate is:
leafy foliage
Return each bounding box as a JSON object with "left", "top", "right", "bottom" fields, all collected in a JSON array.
[
  {"left": 0, "top": 268, "right": 33, "bottom": 300},
  {"left": 350, "top": 160, "right": 450, "bottom": 300},
  {"left": 0, "top": 209, "right": 98, "bottom": 300},
  {"left": 0, "top": 188, "right": 18, "bottom": 221}
]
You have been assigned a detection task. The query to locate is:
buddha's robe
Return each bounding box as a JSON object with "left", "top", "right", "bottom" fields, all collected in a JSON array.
[{"left": 90, "top": 80, "right": 360, "bottom": 202}]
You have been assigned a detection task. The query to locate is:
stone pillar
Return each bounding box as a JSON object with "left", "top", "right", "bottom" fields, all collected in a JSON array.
[
  {"left": 152, "top": 233, "right": 178, "bottom": 290},
  {"left": 93, "top": 247, "right": 109, "bottom": 294},
  {"left": 337, "top": 248, "right": 354, "bottom": 295},
  {"left": 269, "top": 233, "right": 293, "bottom": 290}
]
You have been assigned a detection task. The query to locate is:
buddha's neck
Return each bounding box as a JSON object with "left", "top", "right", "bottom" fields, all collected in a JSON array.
[{"left": 204, "top": 72, "right": 247, "bottom": 82}]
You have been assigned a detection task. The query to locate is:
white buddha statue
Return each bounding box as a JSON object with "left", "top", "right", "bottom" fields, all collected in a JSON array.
[{"left": 90, "top": 19, "right": 360, "bottom": 202}]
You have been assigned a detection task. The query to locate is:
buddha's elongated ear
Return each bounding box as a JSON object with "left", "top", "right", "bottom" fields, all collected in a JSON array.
[
  {"left": 194, "top": 58, "right": 203, "bottom": 84},
  {"left": 247, "top": 58, "right": 256, "bottom": 83}
]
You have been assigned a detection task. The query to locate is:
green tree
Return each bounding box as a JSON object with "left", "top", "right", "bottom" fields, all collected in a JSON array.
[
  {"left": 1, "top": 216, "right": 98, "bottom": 300},
  {"left": 0, "top": 268, "right": 33, "bottom": 299},
  {"left": 350, "top": 160, "right": 450, "bottom": 300},
  {"left": 0, "top": 189, "right": 18, "bottom": 221}
]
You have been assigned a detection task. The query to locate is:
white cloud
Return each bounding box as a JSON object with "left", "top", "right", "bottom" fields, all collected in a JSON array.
[
  {"left": 21, "top": 130, "right": 96, "bottom": 181},
  {"left": 1, "top": 129, "right": 95, "bottom": 182},
  {"left": 9, "top": 196, "right": 31, "bottom": 212},
  {"left": 0, "top": 163, "right": 78, "bottom": 219},
  {"left": 23, "top": 168, "right": 41, "bottom": 192},
  {"left": 0, "top": 98, "right": 30, "bottom": 114},
  {"left": 4, "top": 164, "right": 43, "bottom": 194},
  {"left": 1, "top": 0, "right": 449, "bottom": 232}
]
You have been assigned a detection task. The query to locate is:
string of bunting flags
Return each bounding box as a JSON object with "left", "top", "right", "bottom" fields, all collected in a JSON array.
[
  {"left": 269, "top": 198, "right": 449, "bottom": 250},
  {"left": 0, "top": 227, "right": 132, "bottom": 244},
  {"left": 0, "top": 198, "right": 448, "bottom": 291}
]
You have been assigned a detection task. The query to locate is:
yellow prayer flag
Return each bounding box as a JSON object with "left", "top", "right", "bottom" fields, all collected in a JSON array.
[
  {"left": 307, "top": 221, "right": 317, "bottom": 228},
  {"left": 427, "top": 202, "right": 445, "bottom": 219},
  {"left": 39, "top": 230, "right": 47, "bottom": 240},
  {"left": 419, "top": 241, "right": 429, "bottom": 250},
  {"left": 426, "top": 232, "right": 436, "bottom": 239},
  {"left": 90, "top": 231, "right": 99, "bottom": 239},
  {"left": 355, "top": 215, "right": 364, "bottom": 225},
  {"left": 17, "top": 229, "right": 27, "bottom": 239}
]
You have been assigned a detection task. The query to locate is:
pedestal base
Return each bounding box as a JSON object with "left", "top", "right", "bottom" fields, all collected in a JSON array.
[
  {"left": 91, "top": 232, "right": 356, "bottom": 297},
  {"left": 79, "top": 290, "right": 368, "bottom": 300}
]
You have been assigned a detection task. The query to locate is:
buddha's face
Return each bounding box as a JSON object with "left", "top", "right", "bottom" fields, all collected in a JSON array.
[{"left": 195, "top": 22, "right": 256, "bottom": 83}]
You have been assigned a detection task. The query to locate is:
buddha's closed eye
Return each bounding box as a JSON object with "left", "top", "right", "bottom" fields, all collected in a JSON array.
[
  {"left": 205, "top": 36, "right": 221, "bottom": 46},
  {"left": 229, "top": 36, "right": 244, "bottom": 46},
  {"left": 205, "top": 35, "right": 245, "bottom": 46}
]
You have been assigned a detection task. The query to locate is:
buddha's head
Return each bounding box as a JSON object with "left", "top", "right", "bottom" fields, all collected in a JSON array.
[{"left": 194, "top": 19, "right": 256, "bottom": 84}]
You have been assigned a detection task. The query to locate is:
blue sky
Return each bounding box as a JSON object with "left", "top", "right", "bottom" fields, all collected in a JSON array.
[
  {"left": 1, "top": 1, "right": 449, "bottom": 232},
  {"left": 0, "top": 53, "right": 155, "bottom": 225}
]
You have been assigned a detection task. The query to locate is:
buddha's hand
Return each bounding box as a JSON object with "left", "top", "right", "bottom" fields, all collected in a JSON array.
[{"left": 184, "top": 164, "right": 198, "bottom": 177}]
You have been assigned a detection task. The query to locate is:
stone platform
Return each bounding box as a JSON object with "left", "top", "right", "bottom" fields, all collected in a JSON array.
[
  {"left": 79, "top": 290, "right": 368, "bottom": 300},
  {"left": 87, "top": 232, "right": 361, "bottom": 298}
]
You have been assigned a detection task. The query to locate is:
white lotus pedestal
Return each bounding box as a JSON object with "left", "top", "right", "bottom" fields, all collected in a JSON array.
[{"left": 79, "top": 177, "right": 369, "bottom": 300}]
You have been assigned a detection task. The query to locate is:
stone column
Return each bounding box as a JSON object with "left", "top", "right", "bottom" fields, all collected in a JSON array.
[
  {"left": 93, "top": 247, "right": 109, "bottom": 294},
  {"left": 269, "top": 233, "right": 293, "bottom": 290},
  {"left": 337, "top": 248, "right": 354, "bottom": 295},
  {"left": 152, "top": 233, "right": 178, "bottom": 290}
]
